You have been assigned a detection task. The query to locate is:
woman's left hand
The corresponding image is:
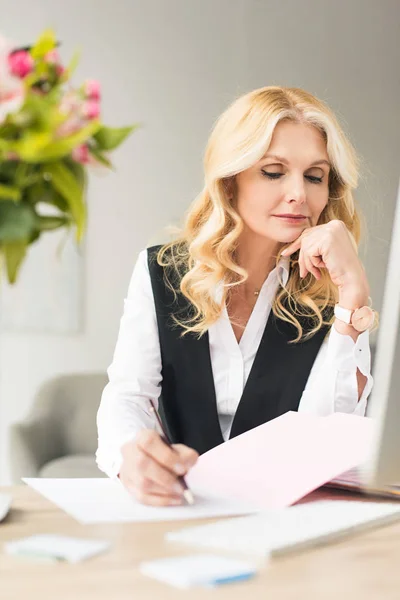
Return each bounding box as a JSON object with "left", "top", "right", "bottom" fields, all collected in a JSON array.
[{"left": 281, "top": 220, "right": 369, "bottom": 299}]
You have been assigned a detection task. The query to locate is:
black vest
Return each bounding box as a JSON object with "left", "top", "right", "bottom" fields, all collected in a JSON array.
[{"left": 147, "top": 245, "right": 331, "bottom": 455}]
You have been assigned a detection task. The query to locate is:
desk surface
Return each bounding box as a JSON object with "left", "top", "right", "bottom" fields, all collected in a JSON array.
[{"left": 1, "top": 485, "right": 400, "bottom": 599}]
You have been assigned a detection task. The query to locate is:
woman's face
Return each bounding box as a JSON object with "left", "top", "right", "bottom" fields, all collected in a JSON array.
[{"left": 235, "top": 121, "right": 331, "bottom": 245}]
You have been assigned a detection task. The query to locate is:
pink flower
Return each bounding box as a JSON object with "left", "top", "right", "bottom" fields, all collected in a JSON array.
[
  {"left": 83, "top": 79, "right": 101, "bottom": 100},
  {"left": 8, "top": 50, "right": 34, "bottom": 78},
  {"left": 44, "top": 49, "right": 60, "bottom": 64},
  {"left": 82, "top": 100, "right": 100, "bottom": 120},
  {"left": 44, "top": 50, "right": 65, "bottom": 78},
  {"left": 56, "top": 116, "right": 82, "bottom": 137},
  {"left": 0, "top": 37, "right": 25, "bottom": 123},
  {"left": 72, "top": 144, "right": 90, "bottom": 164},
  {"left": 59, "top": 91, "right": 80, "bottom": 115},
  {"left": 56, "top": 64, "right": 65, "bottom": 77},
  {"left": 0, "top": 87, "right": 24, "bottom": 123}
]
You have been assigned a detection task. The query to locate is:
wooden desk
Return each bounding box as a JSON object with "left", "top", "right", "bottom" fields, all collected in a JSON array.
[{"left": 1, "top": 485, "right": 400, "bottom": 600}]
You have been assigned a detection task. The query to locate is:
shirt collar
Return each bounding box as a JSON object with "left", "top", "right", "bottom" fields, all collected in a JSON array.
[{"left": 276, "top": 255, "right": 290, "bottom": 288}]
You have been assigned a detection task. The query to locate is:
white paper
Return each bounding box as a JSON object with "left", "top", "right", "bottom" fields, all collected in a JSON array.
[
  {"left": 23, "top": 478, "right": 261, "bottom": 524},
  {"left": 185, "top": 412, "right": 374, "bottom": 509},
  {"left": 5, "top": 534, "right": 110, "bottom": 563},
  {"left": 140, "top": 554, "right": 257, "bottom": 589}
]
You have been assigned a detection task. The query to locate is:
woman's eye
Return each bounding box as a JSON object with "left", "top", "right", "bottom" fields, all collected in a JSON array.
[
  {"left": 306, "top": 175, "right": 323, "bottom": 184},
  {"left": 261, "top": 171, "right": 323, "bottom": 184},
  {"left": 261, "top": 171, "right": 282, "bottom": 180}
]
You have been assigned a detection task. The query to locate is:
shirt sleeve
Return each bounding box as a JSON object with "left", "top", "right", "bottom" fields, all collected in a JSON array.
[
  {"left": 298, "top": 325, "right": 373, "bottom": 417},
  {"left": 96, "top": 249, "right": 161, "bottom": 479}
]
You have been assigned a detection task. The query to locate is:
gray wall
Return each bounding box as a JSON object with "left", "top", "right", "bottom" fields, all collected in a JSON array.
[
  {"left": 0, "top": 0, "right": 399, "bottom": 483},
  {"left": 245, "top": 0, "right": 400, "bottom": 313}
]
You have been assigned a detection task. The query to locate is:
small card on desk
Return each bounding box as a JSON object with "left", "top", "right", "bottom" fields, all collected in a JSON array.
[
  {"left": 139, "top": 553, "right": 258, "bottom": 588},
  {"left": 4, "top": 534, "right": 111, "bottom": 563}
]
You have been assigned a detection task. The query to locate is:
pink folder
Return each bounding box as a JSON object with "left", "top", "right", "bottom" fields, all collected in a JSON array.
[{"left": 186, "top": 411, "right": 374, "bottom": 509}]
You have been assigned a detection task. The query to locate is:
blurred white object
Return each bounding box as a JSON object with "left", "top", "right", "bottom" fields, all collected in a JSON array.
[
  {"left": 167, "top": 499, "right": 400, "bottom": 557},
  {"left": 5, "top": 534, "right": 110, "bottom": 563},
  {"left": 0, "top": 493, "right": 12, "bottom": 522}
]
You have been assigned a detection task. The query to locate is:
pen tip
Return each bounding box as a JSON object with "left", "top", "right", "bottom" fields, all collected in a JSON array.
[{"left": 183, "top": 489, "right": 195, "bottom": 505}]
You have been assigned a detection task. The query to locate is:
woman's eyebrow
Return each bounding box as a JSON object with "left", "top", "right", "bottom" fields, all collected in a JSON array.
[{"left": 262, "top": 154, "right": 331, "bottom": 168}]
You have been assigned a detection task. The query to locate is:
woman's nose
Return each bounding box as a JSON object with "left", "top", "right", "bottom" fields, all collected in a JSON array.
[{"left": 284, "top": 177, "right": 306, "bottom": 205}]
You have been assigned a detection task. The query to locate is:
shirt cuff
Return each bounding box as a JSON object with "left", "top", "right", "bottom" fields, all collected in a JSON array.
[
  {"left": 96, "top": 431, "right": 139, "bottom": 480},
  {"left": 326, "top": 326, "right": 373, "bottom": 416},
  {"left": 326, "top": 326, "right": 371, "bottom": 376}
]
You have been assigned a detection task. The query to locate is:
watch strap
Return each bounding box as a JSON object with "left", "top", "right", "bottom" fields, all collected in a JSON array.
[{"left": 334, "top": 304, "right": 352, "bottom": 325}]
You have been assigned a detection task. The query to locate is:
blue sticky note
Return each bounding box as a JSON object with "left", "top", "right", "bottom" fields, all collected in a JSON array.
[{"left": 140, "top": 553, "right": 258, "bottom": 589}]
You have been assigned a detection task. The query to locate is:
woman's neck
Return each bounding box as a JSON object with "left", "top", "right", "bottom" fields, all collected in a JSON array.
[{"left": 235, "top": 233, "right": 282, "bottom": 297}]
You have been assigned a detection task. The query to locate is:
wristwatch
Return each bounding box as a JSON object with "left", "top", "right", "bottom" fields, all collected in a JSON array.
[{"left": 334, "top": 303, "right": 375, "bottom": 332}]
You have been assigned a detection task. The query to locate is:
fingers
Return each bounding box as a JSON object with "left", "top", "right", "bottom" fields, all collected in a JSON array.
[
  {"left": 299, "top": 246, "right": 324, "bottom": 280},
  {"left": 305, "top": 255, "right": 321, "bottom": 280},
  {"left": 120, "top": 467, "right": 183, "bottom": 506},
  {"left": 136, "top": 430, "right": 188, "bottom": 475},
  {"left": 281, "top": 237, "right": 302, "bottom": 257},
  {"left": 172, "top": 444, "right": 199, "bottom": 470},
  {"left": 120, "top": 431, "right": 199, "bottom": 507},
  {"left": 135, "top": 450, "right": 184, "bottom": 491},
  {"left": 298, "top": 247, "right": 307, "bottom": 279},
  {"left": 134, "top": 491, "right": 183, "bottom": 507}
]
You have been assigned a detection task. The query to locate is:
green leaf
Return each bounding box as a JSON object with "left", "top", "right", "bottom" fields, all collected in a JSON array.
[
  {"left": 0, "top": 184, "right": 21, "bottom": 202},
  {"left": 93, "top": 124, "right": 138, "bottom": 151},
  {"left": 0, "top": 139, "right": 10, "bottom": 155},
  {"left": 30, "top": 29, "right": 56, "bottom": 60},
  {"left": 14, "top": 163, "right": 42, "bottom": 190},
  {"left": 0, "top": 201, "right": 37, "bottom": 242},
  {"left": 36, "top": 214, "right": 70, "bottom": 231},
  {"left": 64, "top": 157, "right": 86, "bottom": 187},
  {"left": 26, "top": 181, "right": 69, "bottom": 212},
  {"left": 28, "top": 229, "right": 41, "bottom": 244},
  {"left": 10, "top": 132, "right": 53, "bottom": 161},
  {"left": 61, "top": 49, "right": 81, "bottom": 81},
  {"left": 89, "top": 147, "right": 113, "bottom": 168},
  {"left": 32, "top": 121, "right": 100, "bottom": 163},
  {"left": 43, "top": 162, "right": 86, "bottom": 240},
  {"left": 3, "top": 241, "right": 27, "bottom": 284},
  {"left": 9, "top": 120, "right": 101, "bottom": 163}
]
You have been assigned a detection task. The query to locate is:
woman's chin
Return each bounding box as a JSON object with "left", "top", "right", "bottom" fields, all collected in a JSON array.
[
  {"left": 276, "top": 224, "right": 309, "bottom": 244},
  {"left": 277, "top": 231, "right": 303, "bottom": 244}
]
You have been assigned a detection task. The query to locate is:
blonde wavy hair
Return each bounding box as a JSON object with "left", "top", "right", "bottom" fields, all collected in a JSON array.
[{"left": 157, "top": 85, "right": 362, "bottom": 341}]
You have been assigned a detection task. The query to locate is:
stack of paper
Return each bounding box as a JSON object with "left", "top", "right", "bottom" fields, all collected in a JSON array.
[{"left": 186, "top": 411, "right": 374, "bottom": 508}]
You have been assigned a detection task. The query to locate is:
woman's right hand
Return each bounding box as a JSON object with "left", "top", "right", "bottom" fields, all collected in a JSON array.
[{"left": 119, "top": 429, "right": 199, "bottom": 506}]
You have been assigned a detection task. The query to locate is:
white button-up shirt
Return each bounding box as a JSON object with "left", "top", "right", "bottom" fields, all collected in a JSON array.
[{"left": 96, "top": 249, "right": 373, "bottom": 479}]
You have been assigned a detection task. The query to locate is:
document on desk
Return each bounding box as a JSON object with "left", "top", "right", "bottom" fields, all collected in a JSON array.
[
  {"left": 24, "top": 412, "right": 373, "bottom": 522},
  {"left": 186, "top": 411, "right": 374, "bottom": 509},
  {"left": 22, "top": 478, "right": 262, "bottom": 524}
]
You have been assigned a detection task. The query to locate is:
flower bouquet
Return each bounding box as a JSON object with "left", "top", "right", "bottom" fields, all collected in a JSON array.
[{"left": 0, "top": 28, "right": 135, "bottom": 283}]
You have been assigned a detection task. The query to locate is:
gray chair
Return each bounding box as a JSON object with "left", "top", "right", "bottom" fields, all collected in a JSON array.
[{"left": 9, "top": 372, "right": 108, "bottom": 483}]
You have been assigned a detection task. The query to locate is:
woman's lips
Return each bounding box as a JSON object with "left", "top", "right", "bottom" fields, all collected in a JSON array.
[{"left": 272, "top": 215, "right": 308, "bottom": 225}]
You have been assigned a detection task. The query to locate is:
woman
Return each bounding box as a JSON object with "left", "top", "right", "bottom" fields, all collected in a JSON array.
[{"left": 96, "top": 86, "right": 375, "bottom": 506}]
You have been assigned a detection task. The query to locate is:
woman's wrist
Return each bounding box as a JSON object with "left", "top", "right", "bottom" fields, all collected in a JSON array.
[
  {"left": 338, "top": 287, "right": 369, "bottom": 310},
  {"left": 339, "top": 266, "right": 370, "bottom": 310},
  {"left": 338, "top": 269, "right": 370, "bottom": 310},
  {"left": 335, "top": 273, "right": 371, "bottom": 340}
]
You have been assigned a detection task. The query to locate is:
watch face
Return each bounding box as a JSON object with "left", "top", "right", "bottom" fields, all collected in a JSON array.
[{"left": 351, "top": 306, "right": 375, "bottom": 332}]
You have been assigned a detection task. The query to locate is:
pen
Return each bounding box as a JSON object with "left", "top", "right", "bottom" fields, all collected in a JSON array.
[{"left": 148, "top": 399, "right": 195, "bottom": 505}]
